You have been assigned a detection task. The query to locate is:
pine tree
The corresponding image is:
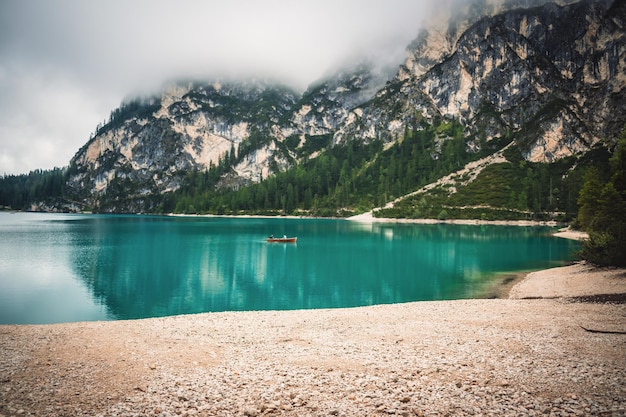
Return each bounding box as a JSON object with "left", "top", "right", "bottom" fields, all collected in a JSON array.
[{"left": 578, "top": 127, "right": 626, "bottom": 266}]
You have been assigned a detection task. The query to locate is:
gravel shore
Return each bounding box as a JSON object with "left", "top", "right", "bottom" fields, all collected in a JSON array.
[{"left": 1, "top": 262, "right": 625, "bottom": 417}]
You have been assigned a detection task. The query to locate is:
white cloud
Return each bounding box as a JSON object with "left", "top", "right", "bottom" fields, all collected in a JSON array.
[
  {"left": 0, "top": 0, "right": 437, "bottom": 175},
  {"left": 0, "top": 63, "right": 118, "bottom": 174}
]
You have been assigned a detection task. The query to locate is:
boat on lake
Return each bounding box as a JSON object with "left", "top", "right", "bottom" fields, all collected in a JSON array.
[{"left": 267, "top": 236, "right": 297, "bottom": 243}]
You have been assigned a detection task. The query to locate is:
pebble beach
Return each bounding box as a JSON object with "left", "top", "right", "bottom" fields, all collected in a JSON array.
[{"left": 1, "top": 261, "right": 625, "bottom": 417}]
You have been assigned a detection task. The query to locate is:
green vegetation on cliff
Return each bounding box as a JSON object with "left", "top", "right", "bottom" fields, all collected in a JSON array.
[
  {"left": 168, "top": 119, "right": 486, "bottom": 216},
  {"left": 377, "top": 145, "right": 610, "bottom": 222}
]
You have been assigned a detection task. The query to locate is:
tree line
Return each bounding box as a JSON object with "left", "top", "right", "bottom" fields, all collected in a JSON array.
[
  {"left": 0, "top": 168, "right": 68, "bottom": 210},
  {"left": 576, "top": 129, "right": 626, "bottom": 266},
  {"left": 378, "top": 144, "right": 610, "bottom": 222},
  {"left": 169, "top": 118, "right": 588, "bottom": 221},
  {"left": 168, "top": 120, "right": 481, "bottom": 216}
]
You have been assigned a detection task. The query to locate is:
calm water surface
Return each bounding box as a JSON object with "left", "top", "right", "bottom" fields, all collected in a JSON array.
[{"left": 0, "top": 212, "right": 580, "bottom": 324}]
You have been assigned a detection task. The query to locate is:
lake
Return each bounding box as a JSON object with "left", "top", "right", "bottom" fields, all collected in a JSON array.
[{"left": 0, "top": 212, "right": 580, "bottom": 324}]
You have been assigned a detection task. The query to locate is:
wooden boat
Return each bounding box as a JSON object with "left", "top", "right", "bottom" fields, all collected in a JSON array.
[{"left": 266, "top": 236, "right": 297, "bottom": 243}]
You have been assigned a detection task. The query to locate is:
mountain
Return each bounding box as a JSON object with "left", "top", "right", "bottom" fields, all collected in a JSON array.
[
  {"left": 291, "top": 59, "right": 397, "bottom": 138},
  {"left": 65, "top": 81, "right": 300, "bottom": 212},
  {"left": 3, "top": 0, "right": 624, "bottom": 215},
  {"left": 336, "top": 0, "right": 624, "bottom": 159},
  {"left": 63, "top": 56, "right": 399, "bottom": 212}
]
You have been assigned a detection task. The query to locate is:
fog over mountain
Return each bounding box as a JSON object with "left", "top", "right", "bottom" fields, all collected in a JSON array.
[
  {"left": 0, "top": 0, "right": 578, "bottom": 176},
  {"left": 0, "top": 0, "right": 445, "bottom": 175}
]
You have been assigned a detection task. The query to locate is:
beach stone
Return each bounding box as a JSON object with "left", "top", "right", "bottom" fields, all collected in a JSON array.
[
  {"left": 243, "top": 407, "right": 258, "bottom": 416},
  {"left": 2, "top": 270, "right": 625, "bottom": 417}
]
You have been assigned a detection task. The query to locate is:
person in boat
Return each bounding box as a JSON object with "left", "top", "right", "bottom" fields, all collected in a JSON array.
[{"left": 269, "top": 234, "right": 274, "bottom": 239}]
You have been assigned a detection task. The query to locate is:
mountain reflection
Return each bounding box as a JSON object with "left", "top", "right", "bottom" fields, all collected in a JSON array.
[{"left": 66, "top": 216, "right": 579, "bottom": 320}]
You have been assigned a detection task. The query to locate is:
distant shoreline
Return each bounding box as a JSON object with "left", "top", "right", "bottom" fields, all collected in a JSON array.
[
  {"left": 166, "top": 211, "right": 572, "bottom": 228},
  {"left": 346, "top": 210, "right": 572, "bottom": 227},
  {"left": 4, "top": 209, "right": 575, "bottom": 230}
]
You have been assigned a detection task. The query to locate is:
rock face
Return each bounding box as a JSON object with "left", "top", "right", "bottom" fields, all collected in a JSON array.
[
  {"left": 290, "top": 60, "right": 395, "bottom": 138},
  {"left": 67, "top": 81, "right": 301, "bottom": 211},
  {"left": 337, "top": 0, "right": 625, "bottom": 162},
  {"left": 67, "top": 0, "right": 625, "bottom": 212}
]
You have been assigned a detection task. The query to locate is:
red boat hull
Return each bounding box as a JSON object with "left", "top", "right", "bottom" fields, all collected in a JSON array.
[{"left": 266, "top": 237, "right": 297, "bottom": 243}]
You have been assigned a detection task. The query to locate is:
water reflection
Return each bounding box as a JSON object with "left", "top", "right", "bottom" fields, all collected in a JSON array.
[
  {"left": 0, "top": 213, "right": 110, "bottom": 324},
  {"left": 64, "top": 217, "right": 578, "bottom": 320},
  {"left": 0, "top": 213, "right": 580, "bottom": 323}
]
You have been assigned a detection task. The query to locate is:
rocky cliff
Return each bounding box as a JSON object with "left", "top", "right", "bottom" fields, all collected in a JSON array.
[
  {"left": 336, "top": 0, "right": 624, "bottom": 162},
  {"left": 66, "top": 0, "right": 625, "bottom": 212},
  {"left": 67, "top": 65, "right": 391, "bottom": 211},
  {"left": 67, "top": 81, "right": 300, "bottom": 211}
]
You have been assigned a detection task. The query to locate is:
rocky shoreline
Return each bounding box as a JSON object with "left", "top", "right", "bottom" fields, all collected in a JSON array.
[{"left": 1, "top": 262, "right": 625, "bottom": 417}]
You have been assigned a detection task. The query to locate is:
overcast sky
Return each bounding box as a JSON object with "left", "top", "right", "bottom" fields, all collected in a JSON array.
[{"left": 0, "top": 0, "right": 442, "bottom": 175}]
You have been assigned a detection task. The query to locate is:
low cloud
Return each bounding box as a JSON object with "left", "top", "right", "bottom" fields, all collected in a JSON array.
[{"left": 0, "top": 0, "right": 442, "bottom": 174}]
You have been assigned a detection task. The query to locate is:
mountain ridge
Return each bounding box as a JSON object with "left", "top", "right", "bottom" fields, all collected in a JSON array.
[{"left": 1, "top": 0, "right": 624, "bottom": 217}]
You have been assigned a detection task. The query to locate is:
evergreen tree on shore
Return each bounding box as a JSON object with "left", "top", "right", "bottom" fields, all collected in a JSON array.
[{"left": 577, "top": 127, "right": 626, "bottom": 266}]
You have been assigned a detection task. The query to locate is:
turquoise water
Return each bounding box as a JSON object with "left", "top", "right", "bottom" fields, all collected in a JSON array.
[{"left": 0, "top": 213, "right": 580, "bottom": 324}]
